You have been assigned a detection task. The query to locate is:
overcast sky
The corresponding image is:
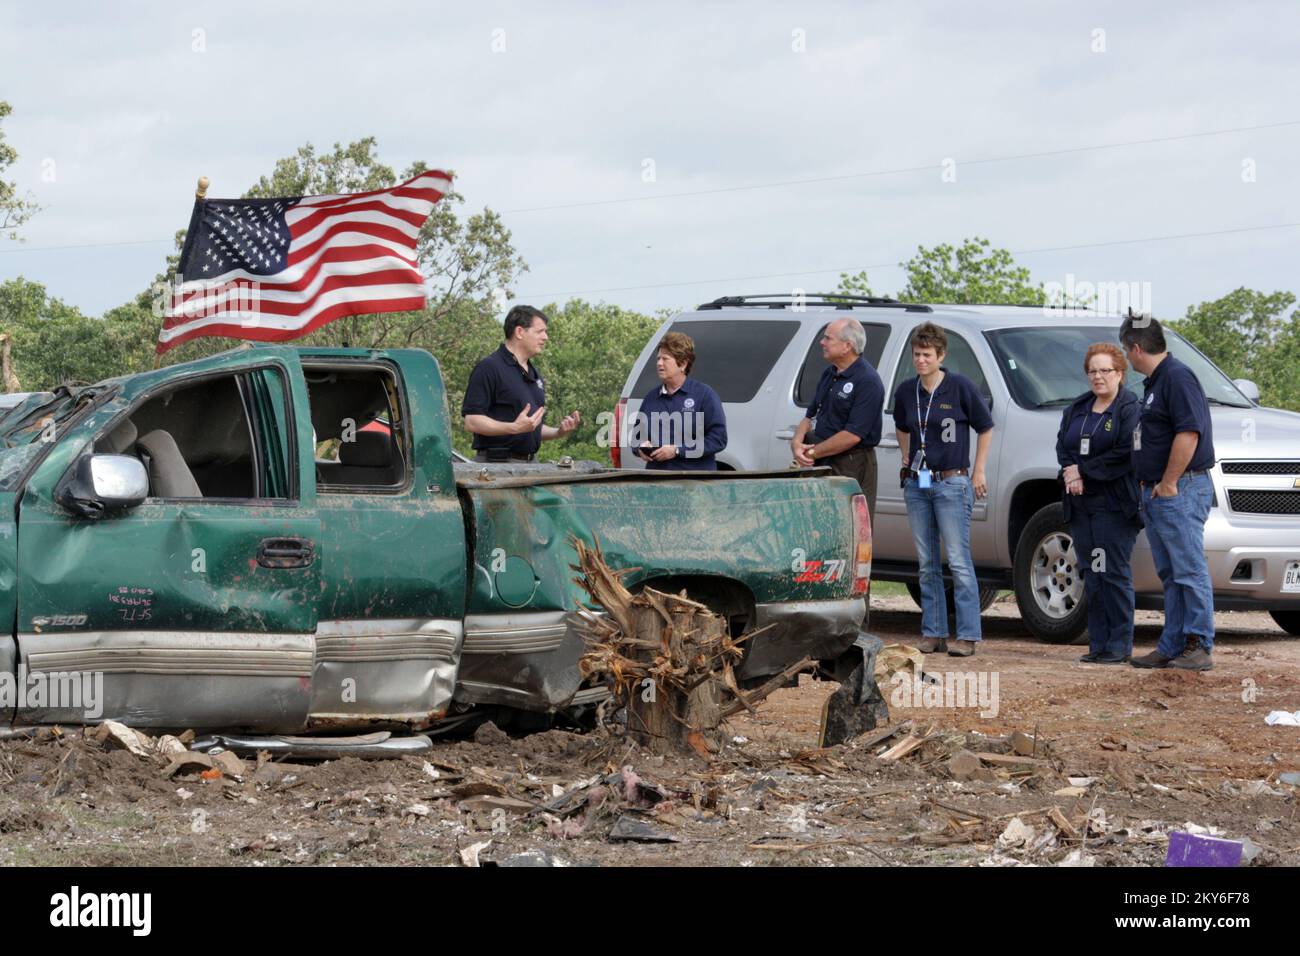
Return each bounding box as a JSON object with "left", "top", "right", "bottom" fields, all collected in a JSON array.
[{"left": 2, "top": 1, "right": 1298, "bottom": 321}]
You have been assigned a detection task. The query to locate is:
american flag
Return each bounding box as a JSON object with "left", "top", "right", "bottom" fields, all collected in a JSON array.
[{"left": 157, "top": 170, "right": 451, "bottom": 354}]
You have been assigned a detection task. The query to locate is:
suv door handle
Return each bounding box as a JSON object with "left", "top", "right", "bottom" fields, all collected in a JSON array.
[
  {"left": 774, "top": 428, "right": 795, "bottom": 440},
  {"left": 257, "top": 537, "right": 315, "bottom": 569}
]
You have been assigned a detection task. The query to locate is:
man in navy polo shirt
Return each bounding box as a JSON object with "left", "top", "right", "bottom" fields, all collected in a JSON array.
[
  {"left": 1122, "top": 315, "right": 1217, "bottom": 671},
  {"left": 462, "top": 305, "right": 580, "bottom": 462},
  {"left": 790, "top": 318, "right": 886, "bottom": 519},
  {"left": 635, "top": 331, "right": 727, "bottom": 470}
]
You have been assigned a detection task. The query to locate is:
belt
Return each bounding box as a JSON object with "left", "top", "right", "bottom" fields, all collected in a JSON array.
[
  {"left": 1141, "top": 469, "right": 1208, "bottom": 487},
  {"left": 474, "top": 451, "right": 535, "bottom": 463},
  {"left": 906, "top": 467, "right": 969, "bottom": 480}
]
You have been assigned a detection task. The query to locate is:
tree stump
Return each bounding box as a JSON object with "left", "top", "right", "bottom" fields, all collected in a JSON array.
[
  {"left": 573, "top": 538, "right": 738, "bottom": 756},
  {"left": 621, "top": 593, "right": 726, "bottom": 755}
]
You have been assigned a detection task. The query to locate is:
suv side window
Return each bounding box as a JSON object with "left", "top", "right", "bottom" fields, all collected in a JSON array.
[
  {"left": 794, "top": 321, "right": 890, "bottom": 407},
  {"left": 630, "top": 320, "right": 801, "bottom": 402},
  {"left": 886, "top": 331, "right": 992, "bottom": 411}
]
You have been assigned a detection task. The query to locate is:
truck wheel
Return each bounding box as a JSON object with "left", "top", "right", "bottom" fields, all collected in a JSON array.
[
  {"left": 1013, "top": 503, "right": 1088, "bottom": 643},
  {"left": 905, "top": 582, "right": 999, "bottom": 616},
  {"left": 1270, "top": 610, "right": 1300, "bottom": 636}
]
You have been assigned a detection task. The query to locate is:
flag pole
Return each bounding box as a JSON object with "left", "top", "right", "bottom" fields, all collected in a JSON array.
[{"left": 155, "top": 176, "right": 210, "bottom": 370}]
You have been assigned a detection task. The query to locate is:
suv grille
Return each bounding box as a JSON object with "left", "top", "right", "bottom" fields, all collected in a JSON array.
[
  {"left": 1227, "top": 490, "right": 1300, "bottom": 515},
  {"left": 1221, "top": 461, "right": 1300, "bottom": 475}
]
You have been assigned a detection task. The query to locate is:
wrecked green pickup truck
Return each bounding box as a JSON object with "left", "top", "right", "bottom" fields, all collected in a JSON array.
[{"left": 0, "top": 345, "right": 873, "bottom": 733}]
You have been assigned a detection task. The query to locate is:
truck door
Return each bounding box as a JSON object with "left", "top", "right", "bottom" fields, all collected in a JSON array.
[
  {"left": 299, "top": 351, "right": 467, "bottom": 729},
  {"left": 14, "top": 348, "right": 319, "bottom": 731}
]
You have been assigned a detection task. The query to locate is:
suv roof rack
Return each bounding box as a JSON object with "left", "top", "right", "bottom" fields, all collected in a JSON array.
[{"left": 696, "top": 294, "right": 932, "bottom": 313}]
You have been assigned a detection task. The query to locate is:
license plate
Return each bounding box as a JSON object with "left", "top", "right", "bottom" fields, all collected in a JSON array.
[{"left": 1285, "top": 561, "right": 1300, "bottom": 593}]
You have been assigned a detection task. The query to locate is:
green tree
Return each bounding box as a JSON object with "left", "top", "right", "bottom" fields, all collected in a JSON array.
[
  {"left": 835, "top": 269, "right": 875, "bottom": 299},
  {"left": 0, "top": 278, "right": 139, "bottom": 388},
  {"left": 836, "top": 238, "right": 1047, "bottom": 305},
  {"left": 1170, "top": 287, "right": 1300, "bottom": 411},
  {"left": 0, "top": 101, "right": 40, "bottom": 241},
  {"left": 897, "top": 237, "right": 1046, "bottom": 305}
]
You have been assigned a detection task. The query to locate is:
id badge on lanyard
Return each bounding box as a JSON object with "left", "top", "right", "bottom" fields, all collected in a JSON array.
[{"left": 915, "top": 379, "right": 935, "bottom": 488}]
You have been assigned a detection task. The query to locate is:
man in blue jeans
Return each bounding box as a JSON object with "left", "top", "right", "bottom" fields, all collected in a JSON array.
[{"left": 1121, "top": 315, "right": 1217, "bottom": 671}]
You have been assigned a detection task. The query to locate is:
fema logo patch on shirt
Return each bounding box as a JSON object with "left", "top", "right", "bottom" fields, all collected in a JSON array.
[
  {"left": 1146, "top": 394, "right": 1154, "bottom": 405},
  {"left": 840, "top": 382, "right": 854, "bottom": 396},
  {"left": 683, "top": 397, "right": 696, "bottom": 409},
  {"left": 537, "top": 378, "right": 544, "bottom": 389}
]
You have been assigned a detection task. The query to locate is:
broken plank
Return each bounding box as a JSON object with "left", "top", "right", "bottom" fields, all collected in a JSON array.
[
  {"left": 976, "top": 752, "right": 1050, "bottom": 768},
  {"left": 877, "top": 734, "right": 928, "bottom": 763},
  {"left": 856, "top": 720, "right": 913, "bottom": 750},
  {"left": 1049, "top": 806, "right": 1080, "bottom": 840}
]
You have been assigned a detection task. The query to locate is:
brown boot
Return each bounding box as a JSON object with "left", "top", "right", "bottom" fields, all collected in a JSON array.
[
  {"left": 915, "top": 637, "right": 948, "bottom": 653},
  {"left": 1169, "top": 642, "right": 1213, "bottom": 672},
  {"left": 947, "top": 640, "right": 977, "bottom": 657}
]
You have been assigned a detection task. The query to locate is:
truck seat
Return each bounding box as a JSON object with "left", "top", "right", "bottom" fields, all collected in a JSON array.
[
  {"left": 136, "top": 429, "right": 203, "bottom": 498},
  {"left": 319, "top": 430, "right": 399, "bottom": 486}
]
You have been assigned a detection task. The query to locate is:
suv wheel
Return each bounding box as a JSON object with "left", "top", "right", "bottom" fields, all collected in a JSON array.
[
  {"left": 1013, "top": 503, "right": 1088, "bottom": 644},
  {"left": 1270, "top": 610, "right": 1300, "bottom": 636},
  {"left": 905, "top": 582, "right": 998, "bottom": 616}
]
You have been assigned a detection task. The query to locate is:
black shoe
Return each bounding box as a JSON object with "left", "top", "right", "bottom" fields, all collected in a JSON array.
[
  {"left": 1095, "top": 652, "right": 1130, "bottom": 665},
  {"left": 1130, "top": 649, "right": 1173, "bottom": 669},
  {"left": 1079, "top": 651, "right": 1102, "bottom": 663}
]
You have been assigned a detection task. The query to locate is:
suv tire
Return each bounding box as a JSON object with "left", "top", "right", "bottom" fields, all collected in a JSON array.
[
  {"left": 905, "top": 582, "right": 998, "bottom": 618},
  {"left": 1013, "top": 503, "right": 1088, "bottom": 644},
  {"left": 1270, "top": 610, "right": 1300, "bottom": 636}
]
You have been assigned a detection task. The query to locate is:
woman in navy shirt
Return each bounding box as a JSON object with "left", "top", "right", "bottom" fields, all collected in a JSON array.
[
  {"left": 635, "top": 331, "right": 727, "bottom": 470},
  {"left": 1055, "top": 342, "right": 1142, "bottom": 664},
  {"left": 892, "top": 322, "right": 994, "bottom": 658}
]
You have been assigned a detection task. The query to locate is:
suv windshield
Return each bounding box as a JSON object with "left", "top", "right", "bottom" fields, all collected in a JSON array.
[{"left": 985, "top": 325, "right": 1252, "bottom": 409}]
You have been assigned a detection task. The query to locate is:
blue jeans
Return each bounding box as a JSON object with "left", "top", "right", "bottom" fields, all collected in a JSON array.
[
  {"left": 904, "top": 475, "right": 981, "bottom": 641},
  {"left": 1069, "top": 498, "right": 1139, "bottom": 657},
  {"left": 1140, "top": 472, "right": 1215, "bottom": 655}
]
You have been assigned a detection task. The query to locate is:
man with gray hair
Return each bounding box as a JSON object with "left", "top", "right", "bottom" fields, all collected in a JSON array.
[{"left": 791, "top": 317, "right": 886, "bottom": 520}]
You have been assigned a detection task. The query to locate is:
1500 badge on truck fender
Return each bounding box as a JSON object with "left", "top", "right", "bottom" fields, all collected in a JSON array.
[{"left": 32, "top": 614, "right": 89, "bottom": 628}]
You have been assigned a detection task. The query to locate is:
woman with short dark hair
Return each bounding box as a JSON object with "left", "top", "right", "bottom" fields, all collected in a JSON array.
[
  {"left": 635, "top": 332, "right": 727, "bottom": 470},
  {"left": 892, "top": 322, "right": 994, "bottom": 657}
]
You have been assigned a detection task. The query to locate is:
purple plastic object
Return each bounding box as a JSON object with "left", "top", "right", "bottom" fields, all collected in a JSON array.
[{"left": 1165, "top": 831, "right": 1243, "bottom": 867}]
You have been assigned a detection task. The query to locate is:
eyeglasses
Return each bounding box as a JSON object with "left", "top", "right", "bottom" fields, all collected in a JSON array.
[{"left": 1086, "top": 368, "right": 1118, "bottom": 377}]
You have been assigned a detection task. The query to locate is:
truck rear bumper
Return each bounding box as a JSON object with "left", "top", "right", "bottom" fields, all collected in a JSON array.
[{"left": 739, "top": 598, "right": 867, "bottom": 680}]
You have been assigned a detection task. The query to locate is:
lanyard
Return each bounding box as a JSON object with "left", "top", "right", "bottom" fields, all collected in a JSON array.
[
  {"left": 915, "top": 377, "right": 938, "bottom": 465},
  {"left": 1079, "top": 409, "right": 1108, "bottom": 444}
]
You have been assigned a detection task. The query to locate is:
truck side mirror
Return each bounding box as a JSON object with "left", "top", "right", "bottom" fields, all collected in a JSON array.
[{"left": 56, "top": 454, "right": 150, "bottom": 519}]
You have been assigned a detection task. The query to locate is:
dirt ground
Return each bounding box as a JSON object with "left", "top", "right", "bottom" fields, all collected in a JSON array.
[{"left": 1, "top": 593, "right": 1297, "bottom": 868}]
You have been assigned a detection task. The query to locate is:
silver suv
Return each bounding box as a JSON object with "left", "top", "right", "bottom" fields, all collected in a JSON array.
[{"left": 615, "top": 295, "right": 1300, "bottom": 642}]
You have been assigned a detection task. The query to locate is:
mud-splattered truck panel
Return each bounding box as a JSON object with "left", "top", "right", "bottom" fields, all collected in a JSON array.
[{"left": 0, "top": 345, "right": 868, "bottom": 732}]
